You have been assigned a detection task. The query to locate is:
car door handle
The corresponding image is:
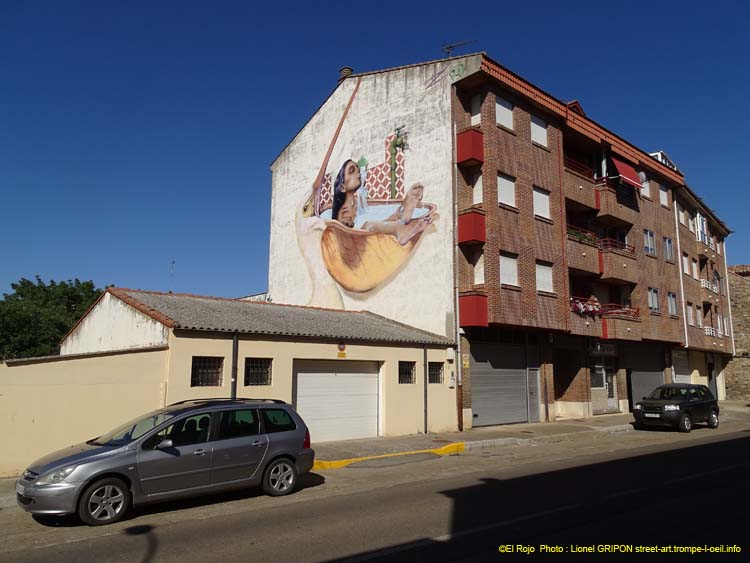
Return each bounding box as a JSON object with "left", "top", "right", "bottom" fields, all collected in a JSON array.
[
  {"left": 251, "top": 440, "right": 265, "bottom": 447},
  {"left": 193, "top": 449, "right": 208, "bottom": 456}
]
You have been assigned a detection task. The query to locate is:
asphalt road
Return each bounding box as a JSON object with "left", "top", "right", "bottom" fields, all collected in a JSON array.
[{"left": 2, "top": 421, "right": 749, "bottom": 563}]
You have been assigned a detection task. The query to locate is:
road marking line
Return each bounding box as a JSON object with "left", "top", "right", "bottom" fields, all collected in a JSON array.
[{"left": 312, "top": 442, "right": 465, "bottom": 470}]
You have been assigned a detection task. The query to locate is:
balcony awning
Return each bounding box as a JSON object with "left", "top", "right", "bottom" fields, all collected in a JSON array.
[{"left": 611, "top": 156, "right": 642, "bottom": 189}]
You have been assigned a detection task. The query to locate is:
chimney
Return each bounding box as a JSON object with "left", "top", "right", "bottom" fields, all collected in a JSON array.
[{"left": 338, "top": 66, "right": 353, "bottom": 83}]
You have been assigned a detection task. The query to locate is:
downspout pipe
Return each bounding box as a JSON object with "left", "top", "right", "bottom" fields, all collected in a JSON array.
[
  {"left": 674, "top": 203, "right": 690, "bottom": 349},
  {"left": 231, "top": 333, "right": 239, "bottom": 399},
  {"left": 423, "top": 344, "right": 428, "bottom": 434}
]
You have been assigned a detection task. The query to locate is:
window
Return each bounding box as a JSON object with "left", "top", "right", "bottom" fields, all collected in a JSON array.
[
  {"left": 398, "top": 361, "right": 416, "bottom": 384},
  {"left": 687, "top": 302, "right": 694, "bottom": 325},
  {"left": 500, "top": 252, "right": 519, "bottom": 286},
  {"left": 696, "top": 306, "right": 703, "bottom": 328},
  {"left": 261, "top": 409, "right": 296, "bottom": 433},
  {"left": 472, "top": 170, "right": 483, "bottom": 205},
  {"left": 470, "top": 93, "right": 482, "bottom": 126},
  {"left": 682, "top": 253, "right": 690, "bottom": 274},
  {"left": 218, "top": 409, "right": 260, "bottom": 440},
  {"left": 678, "top": 204, "right": 686, "bottom": 225},
  {"left": 717, "top": 314, "right": 723, "bottom": 337},
  {"left": 648, "top": 287, "right": 660, "bottom": 313},
  {"left": 497, "top": 173, "right": 516, "bottom": 207},
  {"left": 717, "top": 240, "right": 722, "bottom": 255},
  {"left": 428, "top": 362, "right": 444, "bottom": 384},
  {"left": 663, "top": 237, "right": 674, "bottom": 261},
  {"left": 145, "top": 413, "right": 212, "bottom": 448},
  {"left": 536, "top": 261, "right": 554, "bottom": 293},
  {"left": 495, "top": 96, "right": 514, "bottom": 130},
  {"left": 533, "top": 186, "right": 551, "bottom": 219},
  {"left": 724, "top": 316, "right": 730, "bottom": 336},
  {"left": 244, "top": 358, "right": 272, "bottom": 386},
  {"left": 659, "top": 184, "right": 669, "bottom": 207},
  {"left": 473, "top": 250, "right": 485, "bottom": 285},
  {"left": 530, "top": 115, "right": 548, "bottom": 147},
  {"left": 688, "top": 214, "right": 695, "bottom": 232},
  {"left": 643, "top": 230, "right": 656, "bottom": 255},
  {"left": 640, "top": 172, "right": 650, "bottom": 198},
  {"left": 191, "top": 356, "right": 223, "bottom": 387},
  {"left": 668, "top": 292, "right": 678, "bottom": 316},
  {"left": 692, "top": 258, "right": 699, "bottom": 279}
]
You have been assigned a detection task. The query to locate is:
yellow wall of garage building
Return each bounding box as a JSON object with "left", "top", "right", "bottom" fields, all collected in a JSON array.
[{"left": 165, "top": 332, "right": 458, "bottom": 438}]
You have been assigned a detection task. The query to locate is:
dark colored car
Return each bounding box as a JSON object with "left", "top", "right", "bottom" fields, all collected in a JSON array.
[
  {"left": 633, "top": 384, "right": 719, "bottom": 433},
  {"left": 16, "top": 398, "right": 314, "bottom": 525}
]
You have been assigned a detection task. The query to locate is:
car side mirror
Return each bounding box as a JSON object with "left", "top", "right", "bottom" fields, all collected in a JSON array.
[{"left": 155, "top": 438, "right": 174, "bottom": 450}]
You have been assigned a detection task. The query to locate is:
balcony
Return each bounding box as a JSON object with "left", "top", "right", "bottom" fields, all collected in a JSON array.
[
  {"left": 699, "top": 279, "right": 720, "bottom": 305},
  {"left": 569, "top": 298, "right": 641, "bottom": 340},
  {"left": 598, "top": 239, "right": 638, "bottom": 284},
  {"left": 459, "top": 291, "right": 488, "bottom": 327},
  {"left": 696, "top": 233, "right": 717, "bottom": 259},
  {"left": 595, "top": 180, "right": 639, "bottom": 226},
  {"left": 566, "top": 225, "right": 600, "bottom": 274},
  {"left": 563, "top": 156, "right": 597, "bottom": 209},
  {"left": 456, "top": 129, "right": 484, "bottom": 167},
  {"left": 704, "top": 326, "right": 718, "bottom": 338},
  {"left": 458, "top": 208, "right": 486, "bottom": 245}
]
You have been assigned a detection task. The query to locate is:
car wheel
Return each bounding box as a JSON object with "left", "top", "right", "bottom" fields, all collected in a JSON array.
[
  {"left": 262, "top": 458, "right": 298, "bottom": 497},
  {"left": 633, "top": 422, "right": 644, "bottom": 431},
  {"left": 77, "top": 477, "right": 130, "bottom": 526},
  {"left": 677, "top": 413, "right": 692, "bottom": 433},
  {"left": 707, "top": 410, "right": 719, "bottom": 429}
]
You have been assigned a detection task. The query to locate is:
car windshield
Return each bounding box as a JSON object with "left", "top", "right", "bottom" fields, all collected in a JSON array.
[
  {"left": 648, "top": 387, "right": 689, "bottom": 400},
  {"left": 90, "top": 410, "right": 175, "bottom": 446}
]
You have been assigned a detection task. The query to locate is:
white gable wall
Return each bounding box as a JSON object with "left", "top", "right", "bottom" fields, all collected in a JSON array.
[{"left": 60, "top": 292, "right": 169, "bottom": 355}]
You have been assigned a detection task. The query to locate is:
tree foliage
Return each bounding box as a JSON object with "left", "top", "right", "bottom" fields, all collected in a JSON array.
[{"left": 0, "top": 277, "right": 104, "bottom": 360}]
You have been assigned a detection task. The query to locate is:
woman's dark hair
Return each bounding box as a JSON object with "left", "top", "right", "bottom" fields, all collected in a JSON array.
[{"left": 331, "top": 160, "right": 354, "bottom": 221}]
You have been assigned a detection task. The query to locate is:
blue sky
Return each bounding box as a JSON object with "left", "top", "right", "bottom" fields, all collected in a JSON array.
[{"left": 2, "top": 0, "right": 748, "bottom": 297}]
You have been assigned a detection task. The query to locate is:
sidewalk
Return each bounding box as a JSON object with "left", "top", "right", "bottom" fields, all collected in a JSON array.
[{"left": 312, "top": 413, "right": 635, "bottom": 469}]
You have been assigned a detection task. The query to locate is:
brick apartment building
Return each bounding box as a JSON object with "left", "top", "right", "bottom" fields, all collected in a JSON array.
[
  {"left": 267, "top": 52, "right": 734, "bottom": 434},
  {"left": 725, "top": 266, "right": 750, "bottom": 400}
]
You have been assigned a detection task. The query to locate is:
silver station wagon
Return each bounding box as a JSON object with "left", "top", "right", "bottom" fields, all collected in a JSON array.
[{"left": 16, "top": 398, "right": 315, "bottom": 525}]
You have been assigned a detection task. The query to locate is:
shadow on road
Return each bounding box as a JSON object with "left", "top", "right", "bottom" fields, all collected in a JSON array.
[{"left": 323, "top": 435, "right": 750, "bottom": 562}]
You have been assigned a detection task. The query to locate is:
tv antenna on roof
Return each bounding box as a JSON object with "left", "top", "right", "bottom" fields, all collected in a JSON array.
[
  {"left": 169, "top": 257, "right": 176, "bottom": 293},
  {"left": 442, "top": 40, "right": 476, "bottom": 57}
]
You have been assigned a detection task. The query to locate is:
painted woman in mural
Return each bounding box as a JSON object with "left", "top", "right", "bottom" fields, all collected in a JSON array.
[
  {"left": 329, "top": 159, "right": 432, "bottom": 245},
  {"left": 295, "top": 77, "right": 437, "bottom": 308}
]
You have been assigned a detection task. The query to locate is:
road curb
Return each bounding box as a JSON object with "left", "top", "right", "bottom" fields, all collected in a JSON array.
[
  {"left": 312, "top": 442, "right": 465, "bottom": 470},
  {"left": 313, "top": 425, "right": 636, "bottom": 470}
]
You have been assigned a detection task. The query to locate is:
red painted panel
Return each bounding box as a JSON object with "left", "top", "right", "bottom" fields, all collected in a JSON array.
[
  {"left": 457, "top": 129, "right": 484, "bottom": 166},
  {"left": 458, "top": 211, "right": 486, "bottom": 244},
  {"left": 459, "top": 294, "right": 488, "bottom": 327}
]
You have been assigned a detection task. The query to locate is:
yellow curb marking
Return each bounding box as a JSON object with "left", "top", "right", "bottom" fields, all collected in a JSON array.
[{"left": 312, "top": 442, "right": 465, "bottom": 470}]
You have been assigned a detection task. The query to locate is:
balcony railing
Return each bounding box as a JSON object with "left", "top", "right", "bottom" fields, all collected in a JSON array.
[
  {"left": 566, "top": 226, "right": 635, "bottom": 255},
  {"left": 564, "top": 156, "right": 595, "bottom": 180},
  {"left": 566, "top": 224, "right": 598, "bottom": 246},
  {"left": 700, "top": 279, "right": 719, "bottom": 293},
  {"left": 704, "top": 326, "right": 717, "bottom": 337},
  {"left": 570, "top": 297, "right": 640, "bottom": 319},
  {"left": 599, "top": 237, "right": 635, "bottom": 255}
]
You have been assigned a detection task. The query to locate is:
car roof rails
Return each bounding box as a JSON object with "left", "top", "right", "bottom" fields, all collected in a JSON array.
[{"left": 168, "top": 397, "right": 286, "bottom": 407}]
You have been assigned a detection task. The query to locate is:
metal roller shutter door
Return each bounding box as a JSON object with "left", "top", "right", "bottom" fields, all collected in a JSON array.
[
  {"left": 673, "top": 350, "right": 691, "bottom": 384},
  {"left": 624, "top": 343, "right": 665, "bottom": 402},
  {"left": 294, "top": 360, "right": 379, "bottom": 443},
  {"left": 470, "top": 342, "right": 528, "bottom": 426}
]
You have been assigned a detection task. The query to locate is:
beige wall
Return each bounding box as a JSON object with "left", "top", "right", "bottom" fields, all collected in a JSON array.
[
  {"left": 689, "top": 350, "right": 708, "bottom": 385},
  {"left": 166, "top": 333, "right": 458, "bottom": 437},
  {"left": 0, "top": 348, "right": 168, "bottom": 477}
]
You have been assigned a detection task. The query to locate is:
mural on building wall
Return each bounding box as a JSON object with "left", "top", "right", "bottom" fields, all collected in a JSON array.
[{"left": 295, "top": 77, "right": 438, "bottom": 308}]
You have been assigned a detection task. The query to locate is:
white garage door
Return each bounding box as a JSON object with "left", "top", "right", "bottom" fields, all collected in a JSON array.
[{"left": 294, "top": 360, "right": 379, "bottom": 443}]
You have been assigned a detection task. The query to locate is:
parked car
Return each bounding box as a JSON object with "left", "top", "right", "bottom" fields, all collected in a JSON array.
[
  {"left": 632, "top": 384, "right": 719, "bottom": 433},
  {"left": 15, "top": 398, "right": 314, "bottom": 525}
]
